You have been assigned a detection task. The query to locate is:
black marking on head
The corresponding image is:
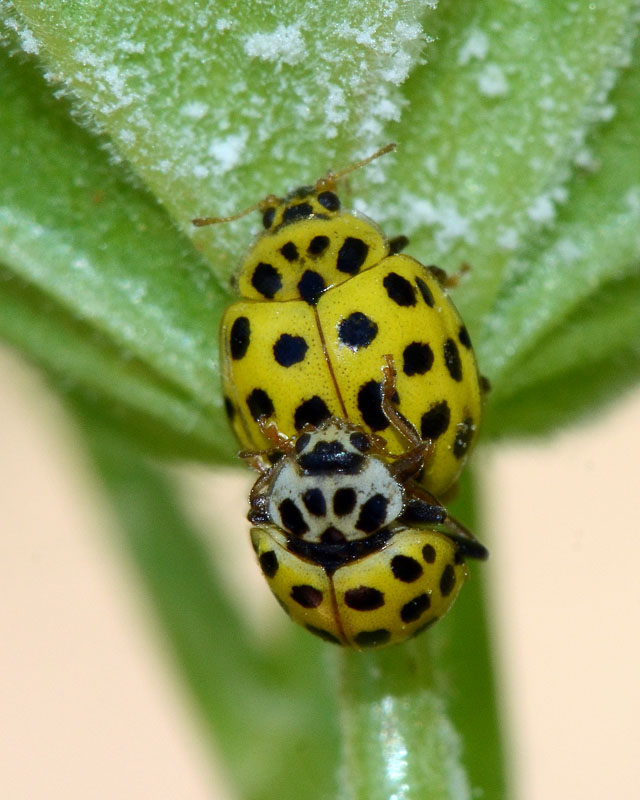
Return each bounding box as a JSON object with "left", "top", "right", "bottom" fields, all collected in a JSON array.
[
  {"left": 416, "top": 276, "right": 435, "bottom": 307},
  {"left": 223, "top": 395, "right": 236, "bottom": 421},
  {"left": 259, "top": 550, "right": 279, "bottom": 578},
  {"left": 273, "top": 333, "right": 309, "bottom": 367},
  {"left": 355, "top": 494, "right": 389, "bottom": 533},
  {"left": 337, "top": 237, "right": 369, "bottom": 274},
  {"left": 440, "top": 564, "right": 456, "bottom": 597},
  {"left": 294, "top": 396, "right": 331, "bottom": 430},
  {"left": 357, "top": 380, "right": 389, "bottom": 431},
  {"left": 308, "top": 234, "right": 330, "bottom": 255},
  {"left": 454, "top": 417, "right": 475, "bottom": 459},
  {"left": 303, "top": 488, "right": 326, "bottom": 517},
  {"left": 280, "top": 241, "right": 299, "bottom": 262},
  {"left": 384, "top": 272, "right": 416, "bottom": 306},
  {"left": 354, "top": 629, "right": 391, "bottom": 648},
  {"left": 391, "top": 555, "right": 423, "bottom": 583},
  {"left": 267, "top": 451, "right": 284, "bottom": 465},
  {"left": 230, "top": 316, "right": 250, "bottom": 360},
  {"left": 291, "top": 584, "right": 323, "bottom": 608},
  {"left": 298, "top": 440, "right": 365, "bottom": 475},
  {"left": 344, "top": 586, "right": 384, "bottom": 611},
  {"left": 401, "top": 593, "right": 430, "bottom": 623},
  {"left": 317, "top": 190, "right": 340, "bottom": 211},
  {"left": 295, "top": 432, "right": 311, "bottom": 453},
  {"left": 283, "top": 202, "right": 313, "bottom": 224},
  {"left": 402, "top": 342, "right": 434, "bottom": 376},
  {"left": 422, "top": 544, "right": 436, "bottom": 564},
  {"left": 349, "top": 432, "right": 370, "bottom": 452},
  {"left": 458, "top": 326, "right": 472, "bottom": 349},
  {"left": 278, "top": 498, "right": 309, "bottom": 537},
  {"left": 298, "top": 269, "right": 325, "bottom": 305},
  {"left": 420, "top": 401, "right": 450, "bottom": 439},
  {"left": 338, "top": 312, "right": 378, "bottom": 350},
  {"left": 333, "top": 487, "right": 357, "bottom": 517},
  {"left": 262, "top": 207, "right": 276, "bottom": 229},
  {"left": 306, "top": 624, "right": 342, "bottom": 644},
  {"left": 247, "top": 388, "right": 275, "bottom": 421},
  {"left": 321, "top": 526, "right": 347, "bottom": 544},
  {"left": 252, "top": 262, "right": 282, "bottom": 299},
  {"left": 444, "top": 338, "right": 463, "bottom": 382}
]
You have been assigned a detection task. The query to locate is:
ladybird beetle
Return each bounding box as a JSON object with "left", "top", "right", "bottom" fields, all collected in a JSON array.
[
  {"left": 241, "top": 358, "right": 487, "bottom": 648},
  {"left": 198, "top": 145, "right": 486, "bottom": 498}
]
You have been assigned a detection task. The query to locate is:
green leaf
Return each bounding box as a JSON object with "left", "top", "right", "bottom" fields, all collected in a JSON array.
[{"left": 0, "top": 44, "right": 236, "bottom": 457}]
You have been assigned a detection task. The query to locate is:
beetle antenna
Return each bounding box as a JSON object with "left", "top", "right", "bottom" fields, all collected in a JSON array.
[{"left": 192, "top": 194, "right": 280, "bottom": 227}]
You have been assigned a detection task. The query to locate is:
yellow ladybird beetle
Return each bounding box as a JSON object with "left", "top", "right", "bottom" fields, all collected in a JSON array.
[
  {"left": 241, "top": 357, "right": 488, "bottom": 648},
  {"left": 197, "top": 144, "right": 487, "bottom": 498}
]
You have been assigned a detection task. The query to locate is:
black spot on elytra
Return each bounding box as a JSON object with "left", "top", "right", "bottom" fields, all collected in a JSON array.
[
  {"left": 278, "top": 499, "right": 309, "bottom": 537},
  {"left": 401, "top": 593, "right": 430, "bottom": 623},
  {"left": 223, "top": 395, "right": 235, "bottom": 421},
  {"left": 317, "top": 191, "right": 340, "bottom": 211},
  {"left": 303, "top": 488, "right": 326, "bottom": 517},
  {"left": 440, "top": 564, "right": 456, "bottom": 597},
  {"left": 416, "top": 276, "right": 435, "bottom": 307},
  {"left": 355, "top": 494, "right": 389, "bottom": 533},
  {"left": 454, "top": 417, "right": 475, "bottom": 459},
  {"left": 306, "top": 624, "right": 341, "bottom": 644},
  {"left": 420, "top": 401, "right": 450, "bottom": 439},
  {"left": 422, "top": 544, "right": 436, "bottom": 564},
  {"left": 444, "top": 338, "right": 463, "bottom": 382},
  {"left": 384, "top": 272, "right": 416, "bottom": 306},
  {"left": 307, "top": 235, "right": 330, "bottom": 255},
  {"left": 259, "top": 550, "right": 279, "bottom": 578},
  {"left": 337, "top": 237, "right": 369, "bottom": 274},
  {"left": 333, "top": 487, "right": 357, "bottom": 517},
  {"left": 357, "top": 380, "right": 388, "bottom": 431},
  {"left": 354, "top": 629, "right": 391, "bottom": 648},
  {"left": 391, "top": 555, "right": 423, "bottom": 583},
  {"left": 458, "top": 325, "right": 472, "bottom": 349},
  {"left": 291, "top": 584, "right": 323, "bottom": 608},
  {"left": 230, "top": 316, "right": 250, "bottom": 360},
  {"left": 280, "top": 241, "right": 299, "bottom": 262},
  {"left": 338, "top": 312, "right": 378, "bottom": 350},
  {"left": 294, "top": 396, "right": 331, "bottom": 430},
  {"left": 273, "top": 333, "right": 308, "bottom": 367},
  {"left": 402, "top": 342, "right": 434, "bottom": 376},
  {"left": 283, "top": 202, "right": 313, "bottom": 224},
  {"left": 344, "top": 586, "right": 384, "bottom": 611},
  {"left": 246, "top": 388, "right": 274, "bottom": 420},
  {"left": 298, "top": 270, "right": 325, "bottom": 305},
  {"left": 252, "top": 262, "right": 282, "bottom": 299}
]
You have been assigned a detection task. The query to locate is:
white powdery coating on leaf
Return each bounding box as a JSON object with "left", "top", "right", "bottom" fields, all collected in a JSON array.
[
  {"left": 207, "top": 131, "right": 250, "bottom": 174},
  {"left": 181, "top": 101, "right": 209, "bottom": 120},
  {"left": 457, "top": 29, "right": 489, "bottom": 66},
  {"left": 527, "top": 194, "right": 556, "bottom": 224},
  {"left": 243, "top": 23, "right": 306, "bottom": 66},
  {"left": 477, "top": 63, "right": 509, "bottom": 97}
]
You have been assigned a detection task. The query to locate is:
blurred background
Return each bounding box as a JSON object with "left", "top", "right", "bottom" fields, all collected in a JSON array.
[{"left": 1, "top": 339, "right": 638, "bottom": 800}]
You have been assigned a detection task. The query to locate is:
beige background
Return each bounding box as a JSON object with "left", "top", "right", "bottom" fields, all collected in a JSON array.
[{"left": 1, "top": 341, "right": 638, "bottom": 799}]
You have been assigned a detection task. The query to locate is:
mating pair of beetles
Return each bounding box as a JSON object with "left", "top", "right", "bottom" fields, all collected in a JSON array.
[{"left": 195, "top": 144, "right": 488, "bottom": 649}]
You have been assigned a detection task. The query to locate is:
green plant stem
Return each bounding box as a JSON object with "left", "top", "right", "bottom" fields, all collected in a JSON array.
[{"left": 337, "top": 472, "right": 505, "bottom": 800}]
